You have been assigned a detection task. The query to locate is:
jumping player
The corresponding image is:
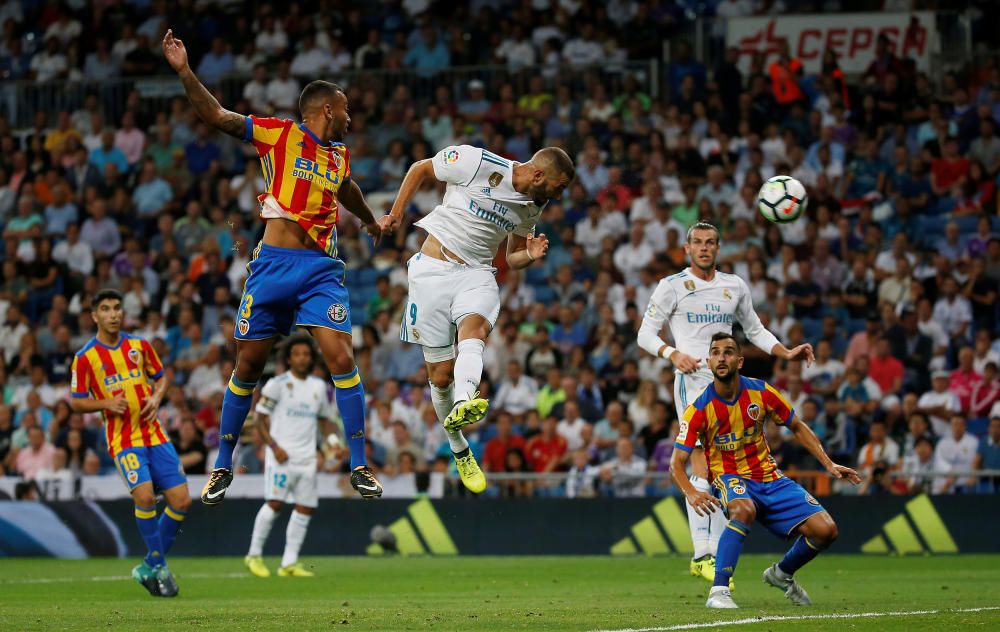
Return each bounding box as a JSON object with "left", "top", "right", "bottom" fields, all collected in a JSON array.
[
  {"left": 162, "top": 30, "right": 382, "bottom": 504},
  {"left": 637, "top": 222, "right": 814, "bottom": 583},
  {"left": 671, "top": 332, "right": 860, "bottom": 609},
  {"left": 378, "top": 145, "right": 574, "bottom": 492},
  {"left": 70, "top": 289, "right": 190, "bottom": 597}
]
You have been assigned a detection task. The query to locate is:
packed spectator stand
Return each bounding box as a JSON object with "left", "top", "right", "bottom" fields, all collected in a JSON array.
[{"left": 1, "top": 0, "right": 999, "bottom": 499}]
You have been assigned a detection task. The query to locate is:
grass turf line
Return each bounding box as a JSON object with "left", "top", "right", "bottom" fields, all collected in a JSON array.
[{"left": 0, "top": 555, "right": 997, "bottom": 631}]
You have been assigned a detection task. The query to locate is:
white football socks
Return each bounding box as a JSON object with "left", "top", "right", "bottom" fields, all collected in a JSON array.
[
  {"left": 709, "top": 499, "right": 727, "bottom": 556},
  {"left": 453, "top": 339, "right": 485, "bottom": 402},
  {"left": 281, "top": 510, "right": 311, "bottom": 568},
  {"left": 688, "top": 475, "right": 713, "bottom": 559},
  {"left": 248, "top": 503, "right": 277, "bottom": 557},
  {"left": 431, "top": 381, "right": 469, "bottom": 453}
]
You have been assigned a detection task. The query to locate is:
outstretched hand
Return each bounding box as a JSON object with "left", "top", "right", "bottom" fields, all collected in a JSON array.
[
  {"left": 162, "top": 29, "right": 189, "bottom": 73},
  {"left": 525, "top": 233, "right": 549, "bottom": 261},
  {"left": 829, "top": 463, "right": 862, "bottom": 485},
  {"left": 786, "top": 343, "right": 815, "bottom": 367}
]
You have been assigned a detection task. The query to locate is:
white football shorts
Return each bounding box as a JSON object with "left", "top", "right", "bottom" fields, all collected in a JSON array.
[
  {"left": 264, "top": 454, "right": 318, "bottom": 508},
  {"left": 399, "top": 252, "right": 500, "bottom": 352}
]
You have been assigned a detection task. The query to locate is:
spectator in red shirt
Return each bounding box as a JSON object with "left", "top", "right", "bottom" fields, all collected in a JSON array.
[
  {"left": 595, "top": 167, "right": 633, "bottom": 212},
  {"left": 931, "top": 137, "right": 970, "bottom": 196},
  {"left": 970, "top": 361, "right": 1000, "bottom": 418},
  {"left": 525, "top": 415, "right": 567, "bottom": 473},
  {"left": 483, "top": 412, "right": 525, "bottom": 472},
  {"left": 868, "top": 337, "right": 905, "bottom": 395},
  {"left": 951, "top": 346, "right": 984, "bottom": 413}
]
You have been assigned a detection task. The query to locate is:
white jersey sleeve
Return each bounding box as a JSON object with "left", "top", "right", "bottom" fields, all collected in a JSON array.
[
  {"left": 734, "top": 276, "right": 780, "bottom": 353},
  {"left": 637, "top": 279, "right": 678, "bottom": 358},
  {"left": 513, "top": 210, "right": 538, "bottom": 238},
  {"left": 256, "top": 377, "right": 281, "bottom": 415},
  {"left": 431, "top": 145, "right": 482, "bottom": 186}
]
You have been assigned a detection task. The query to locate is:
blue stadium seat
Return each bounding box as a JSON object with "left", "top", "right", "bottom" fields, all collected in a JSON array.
[
  {"left": 968, "top": 417, "right": 989, "bottom": 438},
  {"left": 801, "top": 318, "right": 823, "bottom": 344},
  {"left": 359, "top": 268, "right": 382, "bottom": 286},
  {"left": 345, "top": 269, "right": 362, "bottom": 286},
  {"left": 845, "top": 319, "right": 866, "bottom": 335},
  {"left": 534, "top": 286, "right": 556, "bottom": 304},
  {"left": 525, "top": 267, "right": 548, "bottom": 286}
]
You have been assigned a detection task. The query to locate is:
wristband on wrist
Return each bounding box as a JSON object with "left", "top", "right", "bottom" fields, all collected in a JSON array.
[
  {"left": 661, "top": 345, "right": 676, "bottom": 360},
  {"left": 526, "top": 250, "right": 535, "bottom": 262}
]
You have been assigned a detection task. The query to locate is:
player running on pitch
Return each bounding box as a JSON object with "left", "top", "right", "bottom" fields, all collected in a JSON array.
[
  {"left": 672, "top": 332, "right": 860, "bottom": 609},
  {"left": 637, "top": 222, "right": 814, "bottom": 584},
  {"left": 245, "top": 335, "right": 337, "bottom": 578},
  {"left": 378, "top": 145, "right": 574, "bottom": 492},
  {"left": 163, "top": 30, "right": 382, "bottom": 504},
  {"left": 70, "top": 289, "right": 191, "bottom": 597}
]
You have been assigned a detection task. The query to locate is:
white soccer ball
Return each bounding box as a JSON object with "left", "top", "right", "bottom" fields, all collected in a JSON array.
[{"left": 757, "top": 175, "right": 807, "bottom": 223}]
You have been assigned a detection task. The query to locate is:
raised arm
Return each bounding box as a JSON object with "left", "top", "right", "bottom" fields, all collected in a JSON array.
[
  {"left": 735, "top": 278, "right": 814, "bottom": 365},
  {"left": 162, "top": 30, "right": 246, "bottom": 139},
  {"left": 378, "top": 158, "right": 435, "bottom": 233}
]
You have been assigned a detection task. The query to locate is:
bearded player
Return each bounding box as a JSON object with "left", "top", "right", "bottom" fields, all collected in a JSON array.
[
  {"left": 163, "top": 30, "right": 382, "bottom": 504},
  {"left": 637, "top": 222, "right": 814, "bottom": 583},
  {"left": 672, "top": 333, "right": 860, "bottom": 608},
  {"left": 378, "top": 145, "right": 574, "bottom": 492}
]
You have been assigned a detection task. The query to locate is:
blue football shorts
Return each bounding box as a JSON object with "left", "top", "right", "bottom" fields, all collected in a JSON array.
[
  {"left": 713, "top": 473, "right": 826, "bottom": 539},
  {"left": 235, "top": 244, "right": 352, "bottom": 340}
]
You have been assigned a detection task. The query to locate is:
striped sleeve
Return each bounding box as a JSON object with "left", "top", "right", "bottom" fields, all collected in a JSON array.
[
  {"left": 246, "top": 115, "right": 289, "bottom": 155},
  {"left": 674, "top": 405, "right": 704, "bottom": 453},
  {"left": 763, "top": 382, "right": 795, "bottom": 426},
  {"left": 141, "top": 338, "right": 164, "bottom": 380},
  {"left": 70, "top": 353, "right": 92, "bottom": 398}
]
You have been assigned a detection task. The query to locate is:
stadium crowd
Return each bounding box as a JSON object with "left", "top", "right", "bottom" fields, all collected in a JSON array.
[{"left": 0, "top": 1, "right": 999, "bottom": 499}]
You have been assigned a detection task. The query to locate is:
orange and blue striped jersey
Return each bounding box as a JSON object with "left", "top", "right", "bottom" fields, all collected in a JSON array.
[
  {"left": 71, "top": 334, "right": 168, "bottom": 455},
  {"left": 675, "top": 375, "right": 795, "bottom": 483},
  {"left": 245, "top": 115, "right": 351, "bottom": 258}
]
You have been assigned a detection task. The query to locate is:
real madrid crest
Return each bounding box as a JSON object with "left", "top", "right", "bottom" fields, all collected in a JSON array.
[
  {"left": 488, "top": 171, "right": 503, "bottom": 187},
  {"left": 684, "top": 280, "right": 696, "bottom": 291},
  {"left": 723, "top": 289, "right": 732, "bottom": 300}
]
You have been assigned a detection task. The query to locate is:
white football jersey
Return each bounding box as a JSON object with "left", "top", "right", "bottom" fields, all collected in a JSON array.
[
  {"left": 638, "top": 268, "right": 779, "bottom": 364},
  {"left": 255, "top": 373, "right": 335, "bottom": 465},
  {"left": 415, "top": 145, "right": 543, "bottom": 266}
]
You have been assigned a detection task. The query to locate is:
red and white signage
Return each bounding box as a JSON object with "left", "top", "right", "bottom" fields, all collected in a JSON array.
[{"left": 726, "top": 12, "right": 937, "bottom": 75}]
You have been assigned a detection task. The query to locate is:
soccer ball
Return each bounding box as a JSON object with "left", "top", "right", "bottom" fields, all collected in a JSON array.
[{"left": 757, "top": 175, "right": 807, "bottom": 223}]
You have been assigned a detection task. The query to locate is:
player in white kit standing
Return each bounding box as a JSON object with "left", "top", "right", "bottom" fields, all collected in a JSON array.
[
  {"left": 637, "top": 222, "right": 814, "bottom": 584},
  {"left": 245, "top": 335, "right": 337, "bottom": 577},
  {"left": 378, "top": 145, "right": 575, "bottom": 493}
]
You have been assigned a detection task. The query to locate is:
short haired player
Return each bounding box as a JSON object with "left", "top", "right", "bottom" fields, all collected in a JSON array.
[
  {"left": 163, "top": 30, "right": 382, "bottom": 504},
  {"left": 637, "top": 222, "right": 814, "bottom": 583},
  {"left": 671, "top": 333, "right": 859, "bottom": 608},
  {"left": 244, "top": 335, "right": 337, "bottom": 578},
  {"left": 378, "top": 145, "right": 574, "bottom": 492},
  {"left": 70, "top": 289, "right": 191, "bottom": 597}
]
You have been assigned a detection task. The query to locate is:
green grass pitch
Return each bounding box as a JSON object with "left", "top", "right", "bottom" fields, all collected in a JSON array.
[{"left": 1, "top": 555, "right": 998, "bottom": 631}]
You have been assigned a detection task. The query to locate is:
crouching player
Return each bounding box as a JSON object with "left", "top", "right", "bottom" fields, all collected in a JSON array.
[{"left": 671, "top": 332, "right": 860, "bottom": 609}]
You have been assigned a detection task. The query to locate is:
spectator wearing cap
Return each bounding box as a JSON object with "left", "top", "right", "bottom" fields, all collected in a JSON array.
[
  {"left": 919, "top": 370, "right": 962, "bottom": 437},
  {"left": 933, "top": 414, "right": 979, "bottom": 494},
  {"left": 458, "top": 80, "right": 491, "bottom": 123}
]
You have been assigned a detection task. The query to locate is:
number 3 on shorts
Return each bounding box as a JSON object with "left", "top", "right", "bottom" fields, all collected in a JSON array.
[{"left": 240, "top": 293, "right": 254, "bottom": 319}]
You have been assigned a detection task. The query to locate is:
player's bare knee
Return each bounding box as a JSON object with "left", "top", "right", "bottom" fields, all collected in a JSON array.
[
  {"left": 172, "top": 493, "right": 192, "bottom": 513},
  {"left": 235, "top": 353, "right": 267, "bottom": 382},
  {"left": 428, "top": 363, "right": 454, "bottom": 389},
  {"left": 294, "top": 505, "right": 314, "bottom": 516},
  {"left": 267, "top": 500, "right": 284, "bottom": 512},
  {"left": 132, "top": 489, "right": 156, "bottom": 508},
  {"left": 727, "top": 500, "right": 756, "bottom": 526},
  {"left": 817, "top": 519, "right": 839, "bottom": 545}
]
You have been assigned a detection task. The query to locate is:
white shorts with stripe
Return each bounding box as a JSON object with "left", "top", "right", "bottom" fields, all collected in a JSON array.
[
  {"left": 264, "top": 454, "right": 318, "bottom": 508},
  {"left": 674, "top": 368, "right": 713, "bottom": 448},
  {"left": 399, "top": 252, "right": 500, "bottom": 349}
]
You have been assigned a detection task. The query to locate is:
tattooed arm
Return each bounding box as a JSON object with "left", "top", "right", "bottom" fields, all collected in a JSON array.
[{"left": 162, "top": 29, "right": 245, "bottom": 138}]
